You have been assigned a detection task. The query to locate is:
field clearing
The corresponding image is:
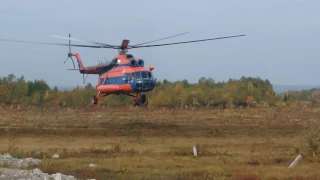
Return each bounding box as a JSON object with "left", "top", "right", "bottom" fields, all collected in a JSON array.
[{"left": 0, "top": 105, "right": 320, "bottom": 179}]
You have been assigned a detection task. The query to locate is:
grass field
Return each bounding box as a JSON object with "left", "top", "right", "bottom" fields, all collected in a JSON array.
[{"left": 0, "top": 105, "right": 320, "bottom": 179}]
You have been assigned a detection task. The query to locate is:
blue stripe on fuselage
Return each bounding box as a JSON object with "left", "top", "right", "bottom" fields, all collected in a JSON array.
[{"left": 99, "top": 76, "right": 126, "bottom": 85}]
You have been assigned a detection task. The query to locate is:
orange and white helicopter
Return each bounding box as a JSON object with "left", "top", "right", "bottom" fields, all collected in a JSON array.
[{"left": 0, "top": 33, "right": 245, "bottom": 106}]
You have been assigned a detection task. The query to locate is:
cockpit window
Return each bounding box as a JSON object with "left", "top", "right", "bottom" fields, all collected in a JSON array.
[
  {"left": 142, "top": 71, "right": 148, "bottom": 79},
  {"left": 126, "top": 72, "right": 154, "bottom": 82},
  {"left": 125, "top": 73, "right": 134, "bottom": 82},
  {"left": 129, "top": 73, "right": 134, "bottom": 80},
  {"left": 134, "top": 72, "right": 142, "bottom": 79}
]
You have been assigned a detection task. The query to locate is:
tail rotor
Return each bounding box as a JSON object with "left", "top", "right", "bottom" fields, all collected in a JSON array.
[{"left": 64, "top": 33, "right": 76, "bottom": 68}]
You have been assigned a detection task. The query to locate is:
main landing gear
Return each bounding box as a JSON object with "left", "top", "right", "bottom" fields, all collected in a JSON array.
[
  {"left": 91, "top": 91, "right": 109, "bottom": 105},
  {"left": 91, "top": 91, "right": 147, "bottom": 106}
]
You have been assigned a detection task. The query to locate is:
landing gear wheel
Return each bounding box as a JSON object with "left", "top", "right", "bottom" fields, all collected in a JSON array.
[
  {"left": 92, "top": 95, "right": 98, "bottom": 105},
  {"left": 140, "top": 94, "right": 147, "bottom": 104},
  {"left": 132, "top": 99, "right": 140, "bottom": 106}
]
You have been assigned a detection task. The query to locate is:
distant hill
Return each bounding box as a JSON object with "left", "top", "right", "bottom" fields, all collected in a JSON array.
[{"left": 273, "top": 85, "right": 320, "bottom": 94}]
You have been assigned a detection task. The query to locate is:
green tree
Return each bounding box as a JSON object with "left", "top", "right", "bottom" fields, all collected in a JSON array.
[
  {"left": 283, "top": 94, "right": 287, "bottom": 102},
  {"left": 85, "top": 83, "right": 94, "bottom": 90}
]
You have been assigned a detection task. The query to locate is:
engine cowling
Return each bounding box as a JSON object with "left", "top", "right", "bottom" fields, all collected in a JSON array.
[
  {"left": 130, "top": 59, "right": 137, "bottom": 66},
  {"left": 138, "top": 59, "right": 144, "bottom": 67}
]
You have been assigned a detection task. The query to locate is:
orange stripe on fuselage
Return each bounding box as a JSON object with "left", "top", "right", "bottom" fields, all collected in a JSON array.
[{"left": 97, "top": 84, "right": 133, "bottom": 93}]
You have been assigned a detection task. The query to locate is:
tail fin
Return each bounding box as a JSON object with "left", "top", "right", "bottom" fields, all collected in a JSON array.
[
  {"left": 72, "top": 53, "right": 85, "bottom": 73},
  {"left": 63, "top": 33, "right": 84, "bottom": 72},
  {"left": 71, "top": 53, "right": 88, "bottom": 84}
]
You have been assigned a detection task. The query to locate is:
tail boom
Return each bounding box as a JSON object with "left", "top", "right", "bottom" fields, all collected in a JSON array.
[{"left": 70, "top": 53, "right": 116, "bottom": 74}]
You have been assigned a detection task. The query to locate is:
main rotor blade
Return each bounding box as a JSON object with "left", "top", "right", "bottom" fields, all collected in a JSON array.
[
  {"left": 132, "top": 32, "right": 189, "bottom": 47},
  {"left": 0, "top": 38, "right": 119, "bottom": 49},
  {"left": 50, "top": 35, "right": 117, "bottom": 48},
  {"left": 131, "top": 35, "right": 246, "bottom": 48}
]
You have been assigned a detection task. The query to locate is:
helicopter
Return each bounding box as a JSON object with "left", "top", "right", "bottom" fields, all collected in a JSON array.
[{"left": 0, "top": 33, "right": 245, "bottom": 106}]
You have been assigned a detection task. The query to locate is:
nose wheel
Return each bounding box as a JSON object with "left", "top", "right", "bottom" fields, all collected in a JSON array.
[{"left": 132, "top": 93, "right": 147, "bottom": 106}]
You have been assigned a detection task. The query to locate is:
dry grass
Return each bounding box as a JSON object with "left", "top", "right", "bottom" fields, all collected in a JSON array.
[{"left": 0, "top": 105, "right": 320, "bottom": 179}]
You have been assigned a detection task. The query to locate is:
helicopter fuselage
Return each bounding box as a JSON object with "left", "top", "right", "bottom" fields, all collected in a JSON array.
[
  {"left": 73, "top": 53, "right": 156, "bottom": 95},
  {"left": 97, "top": 65, "right": 156, "bottom": 94}
]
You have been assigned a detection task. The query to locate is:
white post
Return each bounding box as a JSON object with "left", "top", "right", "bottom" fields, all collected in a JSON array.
[
  {"left": 288, "top": 154, "right": 302, "bottom": 168},
  {"left": 193, "top": 146, "right": 197, "bottom": 156}
]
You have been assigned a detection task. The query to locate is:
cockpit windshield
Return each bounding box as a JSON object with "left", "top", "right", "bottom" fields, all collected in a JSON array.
[
  {"left": 125, "top": 71, "right": 154, "bottom": 82},
  {"left": 135, "top": 72, "right": 142, "bottom": 80},
  {"left": 141, "top": 71, "right": 148, "bottom": 79}
]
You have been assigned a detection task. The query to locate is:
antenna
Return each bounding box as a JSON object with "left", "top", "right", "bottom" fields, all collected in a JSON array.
[{"left": 64, "top": 33, "right": 76, "bottom": 68}]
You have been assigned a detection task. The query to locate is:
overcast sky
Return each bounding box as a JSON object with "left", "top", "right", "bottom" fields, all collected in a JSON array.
[{"left": 0, "top": 0, "right": 319, "bottom": 87}]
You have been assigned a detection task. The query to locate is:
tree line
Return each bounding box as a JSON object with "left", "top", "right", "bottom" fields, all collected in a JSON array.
[{"left": 0, "top": 74, "right": 317, "bottom": 108}]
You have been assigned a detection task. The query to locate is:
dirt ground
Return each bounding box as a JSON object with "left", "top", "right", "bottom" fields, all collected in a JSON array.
[{"left": 0, "top": 105, "right": 320, "bottom": 179}]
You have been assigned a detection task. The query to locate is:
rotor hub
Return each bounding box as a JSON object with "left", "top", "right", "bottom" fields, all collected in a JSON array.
[{"left": 118, "top": 48, "right": 128, "bottom": 54}]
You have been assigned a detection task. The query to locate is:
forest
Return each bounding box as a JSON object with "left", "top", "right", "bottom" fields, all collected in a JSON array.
[{"left": 0, "top": 73, "right": 318, "bottom": 108}]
